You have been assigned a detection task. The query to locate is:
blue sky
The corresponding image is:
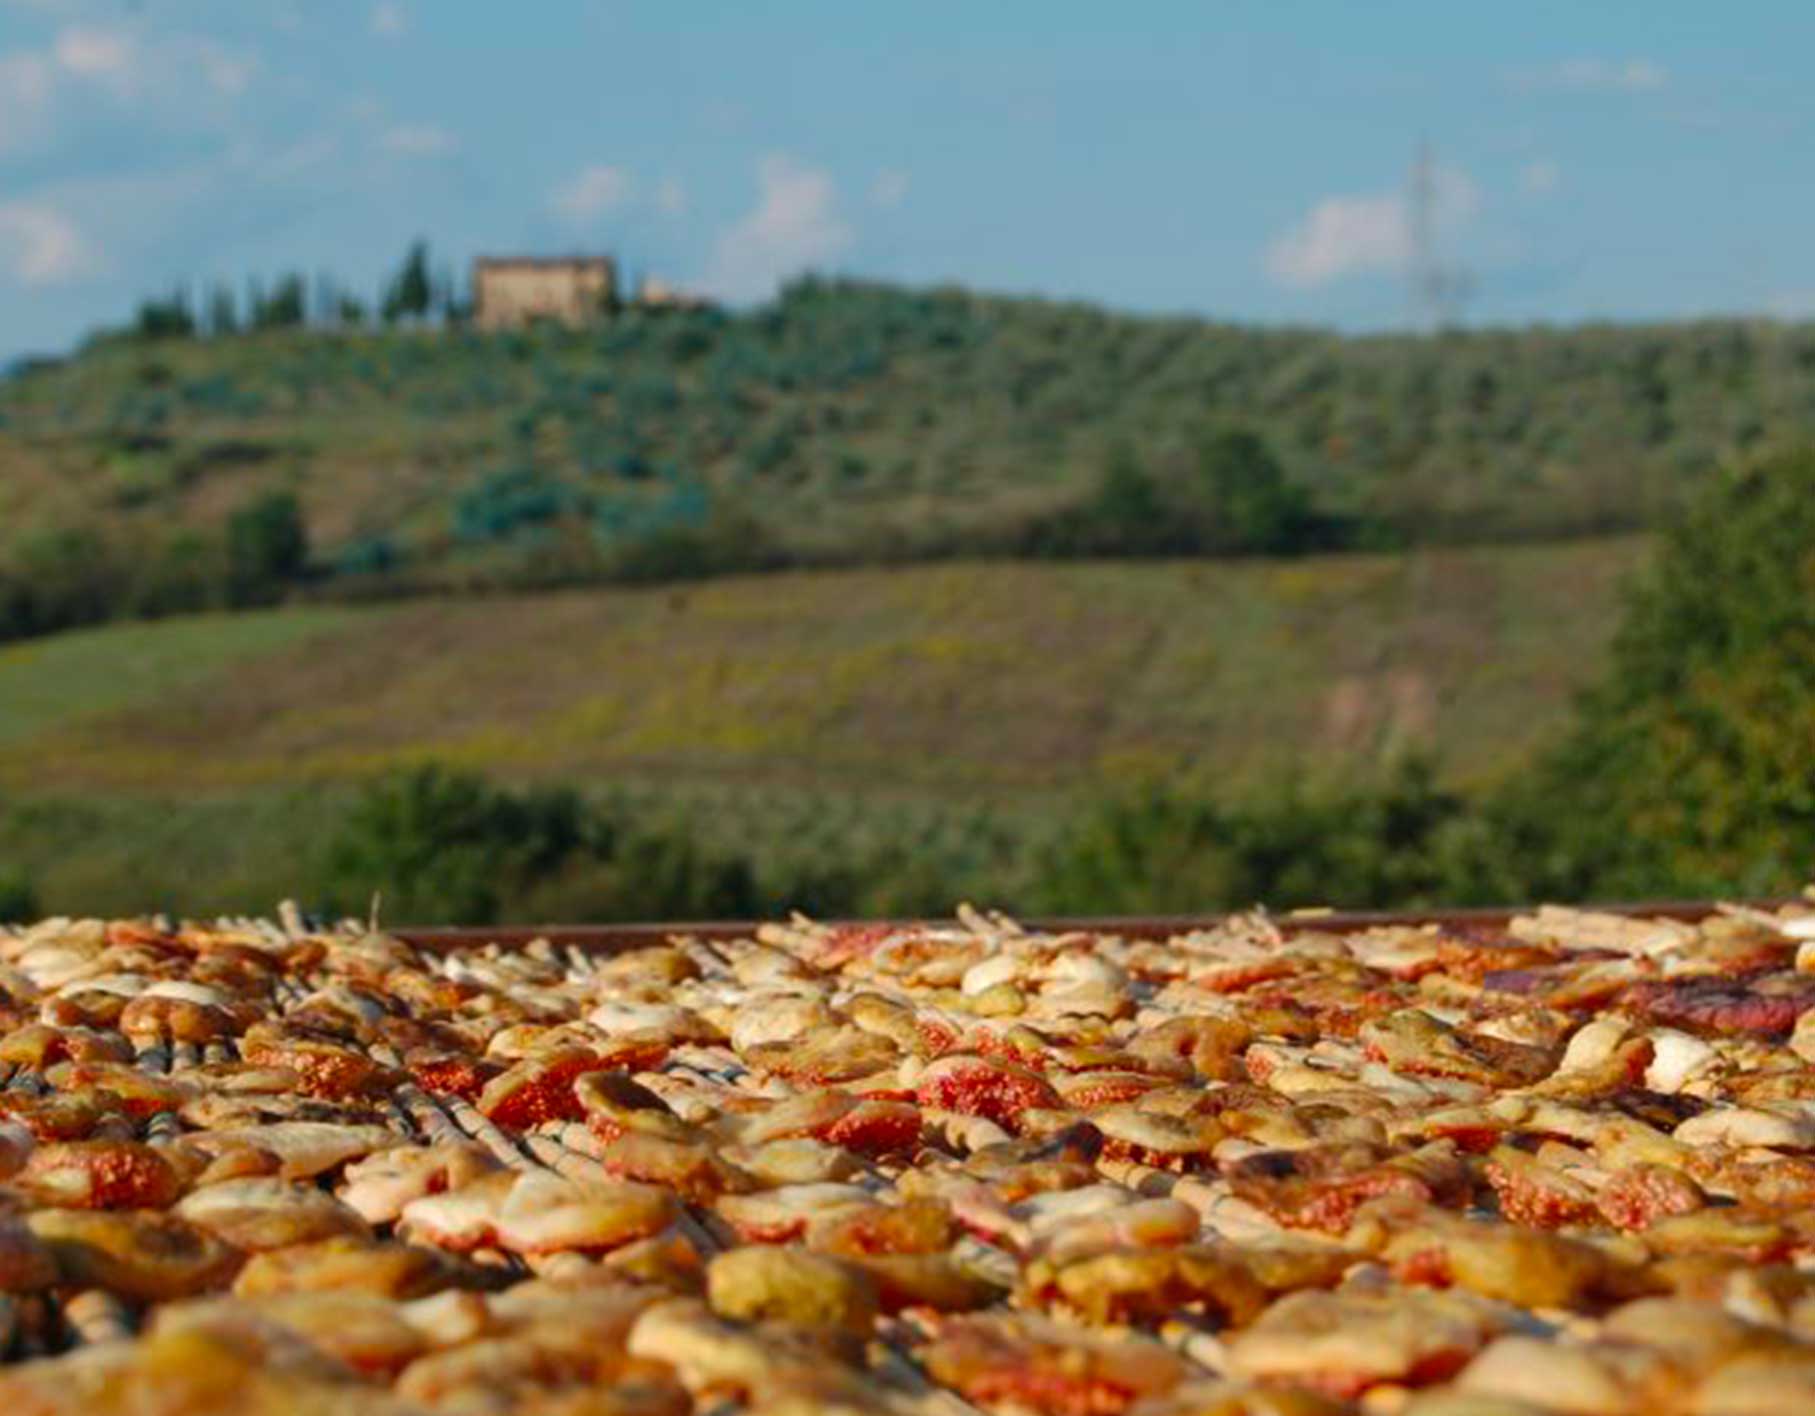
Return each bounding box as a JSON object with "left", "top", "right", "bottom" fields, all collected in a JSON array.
[{"left": 1, "top": 0, "right": 1812, "bottom": 360}]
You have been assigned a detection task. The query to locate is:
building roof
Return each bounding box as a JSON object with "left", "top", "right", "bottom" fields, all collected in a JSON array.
[{"left": 474, "top": 255, "right": 614, "bottom": 271}]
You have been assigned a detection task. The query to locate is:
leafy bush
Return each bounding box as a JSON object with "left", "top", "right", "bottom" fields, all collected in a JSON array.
[
  {"left": 1029, "top": 757, "right": 1476, "bottom": 914},
  {"left": 178, "top": 374, "right": 266, "bottom": 417},
  {"left": 334, "top": 536, "right": 402, "bottom": 578},
  {"left": 1025, "top": 431, "right": 1332, "bottom": 559},
  {"left": 605, "top": 509, "right": 782, "bottom": 584},
  {"left": 1499, "top": 446, "right": 1815, "bottom": 897},
  {"left": 453, "top": 467, "right": 586, "bottom": 543},
  {"left": 325, "top": 766, "right": 591, "bottom": 925},
  {"left": 129, "top": 531, "right": 227, "bottom": 618},
  {"left": 1025, "top": 449, "right": 1188, "bottom": 557},
  {"left": 0, "top": 867, "right": 36, "bottom": 924},
  {"left": 324, "top": 767, "right": 775, "bottom": 925},
  {"left": 517, "top": 828, "right": 761, "bottom": 923},
  {"left": 226, "top": 492, "right": 310, "bottom": 607},
  {"left": 0, "top": 529, "right": 135, "bottom": 640},
  {"left": 1177, "top": 429, "right": 1323, "bottom": 554},
  {"left": 313, "top": 757, "right": 1512, "bottom": 926}
]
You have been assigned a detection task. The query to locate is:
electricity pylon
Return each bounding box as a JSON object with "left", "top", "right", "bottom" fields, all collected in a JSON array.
[{"left": 1407, "top": 138, "right": 1473, "bottom": 331}]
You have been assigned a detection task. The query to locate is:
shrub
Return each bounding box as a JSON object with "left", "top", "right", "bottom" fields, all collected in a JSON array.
[
  {"left": 325, "top": 766, "right": 590, "bottom": 925},
  {"left": 1179, "top": 429, "right": 1323, "bottom": 554},
  {"left": 226, "top": 492, "right": 310, "bottom": 607},
  {"left": 1030, "top": 758, "right": 1476, "bottom": 915},
  {"left": 0, "top": 868, "right": 35, "bottom": 924},
  {"left": 453, "top": 467, "right": 585, "bottom": 543},
  {"left": 0, "top": 528, "right": 134, "bottom": 639},
  {"left": 518, "top": 827, "right": 761, "bottom": 923},
  {"left": 606, "top": 510, "right": 783, "bottom": 584},
  {"left": 324, "top": 767, "right": 770, "bottom": 925},
  {"left": 1502, "top": 446, "right": 1815, "bottom": 897},
  {"left": 129, "top": 531, "right": 226, "bottom": 618},
  {"left": 1024, "top": 431, "right": 1337, "bottom": 560},
  {"left": 1022, "top": 449, "right": 1188, "bottom": 558},
  {"left": 334, "top": 535, "right": 402, "bottom": 578}
]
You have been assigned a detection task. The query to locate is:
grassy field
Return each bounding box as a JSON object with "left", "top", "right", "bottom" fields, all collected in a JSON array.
[{"left": 0, "top": 540, "right": 1644, "bottom": 915}]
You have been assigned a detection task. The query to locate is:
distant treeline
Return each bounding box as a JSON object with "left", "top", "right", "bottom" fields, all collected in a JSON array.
[
  {"left": 129, "top": 241, "right": 463, "bottom": 339},
  {"left": 0, "top": 492, "right": 309, "bottom": 643},
  {"left": 6, "top": 272, "right": 1815, "bottom": 642}
]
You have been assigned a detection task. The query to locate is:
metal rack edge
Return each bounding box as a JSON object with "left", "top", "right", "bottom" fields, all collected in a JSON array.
[{"left": 391, "top": 897, "right": 1797, "bottom": 956}]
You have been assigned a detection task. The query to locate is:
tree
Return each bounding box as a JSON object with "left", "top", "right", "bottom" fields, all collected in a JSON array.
[
  {"left": 1030, "top": 757, "right": 1471, "bottom": 915},
  {"left": 1508, "top": 446, "right": 1815, "bottom": 896},
  {"left": 254, "top": 273, "right": 307, "bottom": 330},
  {"left": 1089, "top": 449, "right": 1181, "bottom": 554},
  {"left": 129, "top": 530, "right": 226, "bottom": 618},
  {"left": 325, "top": 766, "right": 589, "bottom": 925},
  {"left": 134, "top": 288, "right": 196, "bottom": 340},
  {"left": 1024, "top": 447, "right": 1185, "bottom": 557},
  {"left": 1182, "top": 429, "right": 1317, "bottom": 554},
  {"left": 434, "top": 263, "right": 471, "bottom": 324},
  {"left": 226, "top": 492, "right": 309, "bottom": 606},
  {"left": 7, "top": 528, "right": 131, "bottom": 635},
  {"left": 383, "top": 240, "right": 434, "bottom": 325},
  {"left": 206, "top": 284, "right": 238, "bottom": 337},
  {"left": 322, "top": 766, "right": 765, "bottom": 925}
]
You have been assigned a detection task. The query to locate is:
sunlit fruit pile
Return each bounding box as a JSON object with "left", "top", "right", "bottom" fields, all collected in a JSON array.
[{"left": 0, "top": 901, "right": 1813, "bottom": 1413}]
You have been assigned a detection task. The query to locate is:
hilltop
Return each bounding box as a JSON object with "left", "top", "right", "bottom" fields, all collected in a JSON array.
[{"left": 0, "top": 278, "right": 1804, "bottom": 636}]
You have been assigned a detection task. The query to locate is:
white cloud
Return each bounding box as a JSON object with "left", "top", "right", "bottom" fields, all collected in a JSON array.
[
  {"left": 1267, "top": 192, "right": 1406, "bottom": 288},
  {"left": 0, "top": 202, "right": 92, "bottom": 285},
  {"left": 705, "top": 152, "right": 853, "bottom": 302},
  {"left": 370, "top": 2, "right": 407, "bottom": 37},
  {"left": 1520, "top": 159, "right": 1560, "bottom": 195},
  {"left": 7, "top": 27, "right": 257, "bottom": 124},
  {"left": 0, "top": 52, "right": 55, "bottom": 150},
  {"left": 263, "top": 133, "right": 340, "bottom": 178},
  {"left": 381, "top": 123, "right": 454, "bottom": 157},
  {"left": 551, "top": 164, "right": 632, "bottom": 221},
  {"left": 1512, "top": 57, "right": 1668, "bottom": 94},
  {"left": 53, "top": 26, "right": 134, "bottom": 83},
  {"left": 18, "top": 164, "right": 213, "bottom": 280},
  {"left": 186, "top": 38, "right": 256, "bottom": 96},
  {"left": 1266, "top": 165, "right": 1478, "bottom": 289},
  {"left": 654, "top": 176, "right": 686, "bottom": 217},
  {"left": 870, "top": 169, "right": 910, "bottom": 210}
]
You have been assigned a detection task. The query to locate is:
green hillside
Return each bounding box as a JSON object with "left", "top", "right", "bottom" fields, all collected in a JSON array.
[
  {"left": 0, "top": 279, "right": 1803, "bottom": 637},
  {"left": 0, "top": 542, "right": 1643, "bottom": 916}
]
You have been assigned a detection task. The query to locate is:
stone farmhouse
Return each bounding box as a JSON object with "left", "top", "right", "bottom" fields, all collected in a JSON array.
[
  {"left": 471, "top": 257, "right": 711, "bottom": 330},
  {"left": 471, "top": 257, "right": 616, "bottom": 331}
]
